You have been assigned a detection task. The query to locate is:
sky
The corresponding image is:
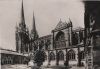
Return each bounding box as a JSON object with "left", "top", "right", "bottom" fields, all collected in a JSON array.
[{"left": 0, "top": 0, "right": 84, "bottom": 51}]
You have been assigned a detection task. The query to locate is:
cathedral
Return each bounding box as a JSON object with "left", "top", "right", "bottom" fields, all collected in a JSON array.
[{"left": 15, "top": 1, "right": 86, "bottom": 67}]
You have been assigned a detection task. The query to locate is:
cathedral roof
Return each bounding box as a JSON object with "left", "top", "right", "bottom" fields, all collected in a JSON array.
[
  {"left": 53, "top": 19, "right": 72, "bottom": 31},
  {"left": 54, "top": 19, "right": 67, "bottom": 31}
]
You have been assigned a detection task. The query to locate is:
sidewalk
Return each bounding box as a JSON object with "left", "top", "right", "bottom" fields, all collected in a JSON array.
[
  {"left": 44, "top": 65, "right": 68, "bottom": 69},
  {"left": 1, "top": 64, "right": 85, "bottom": 69},
  {"left": 1, "top": 64, "right": 31, "bottom": 69},
  {"left": 44, "top": 65, "right": 85, "bottom": 69}
]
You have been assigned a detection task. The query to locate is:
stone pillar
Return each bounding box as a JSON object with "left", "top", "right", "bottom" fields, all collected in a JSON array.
[
  {"left": 56, "top": 50, "right": 59, "bottom": 65},
  {"left": 68, "top": 26, "right": 72, "bottom": 46},
  {"left": 28, "top": 44, "right": 30, "bottom": 53},
  {"left": 65, "top": 48, "right": 69, "bottom": 66},
  {"left": 48, "top": 50, "right": 50, "bottom": 65},
  {"left": 18, "top": 40, "right": 21, "bottom": 53},
  {"left": 77, "top": 46, "right": 81, "bottom": 66},
  {"left": 77, "top": 32, "right": 80, "bottom": 44},
  {"left": 52, "top": 30, "right": 55, "bottom": 49},
  {"left": 32, "top": 42, "right": 34, "bottom": 52}
]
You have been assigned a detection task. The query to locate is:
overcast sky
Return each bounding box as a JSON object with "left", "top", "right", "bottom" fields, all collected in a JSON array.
[{"left": 0, "top": 0, "right": 84, "bottom": 50}]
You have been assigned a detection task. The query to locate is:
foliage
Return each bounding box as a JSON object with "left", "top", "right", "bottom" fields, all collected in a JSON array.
[{"left": 34, "top": 50, "right": 46, "bottom": 66}]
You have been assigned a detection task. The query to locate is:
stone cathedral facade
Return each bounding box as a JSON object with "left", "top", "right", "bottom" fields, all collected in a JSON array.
[{"left": 15, "top": 1, "right": 86, "bottom": 67}]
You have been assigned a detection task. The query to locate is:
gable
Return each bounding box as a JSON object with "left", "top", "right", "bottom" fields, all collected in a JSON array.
[{"left": 54, "top": 20, "right": 68, "bottom": 31}]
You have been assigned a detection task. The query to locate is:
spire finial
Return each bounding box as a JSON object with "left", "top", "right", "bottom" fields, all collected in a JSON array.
[
  {"left": 69, "top": 18, "right": 72, "bottom": 27},
  {"left": 21, "top": 0, "right": 25, "bottom": 24},
  {"left": 32, "top": 11, "right": 36, "bottom": 31},
  {"left": 19, "top": 0, "right": 26, "bottom": 28},
  {"left": 59, "top": 18, "right": 62, "bottom": 23},
  {"left": 69, "top": 18, "right": 72, "bottom": 23}
]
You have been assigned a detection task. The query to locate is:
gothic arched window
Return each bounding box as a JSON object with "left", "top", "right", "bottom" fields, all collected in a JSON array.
[
  {"left": 56, "top": 31, "right": 65, "bottom": 41},
  {"left": 72, "top": 32, "right": 78, "bottom": 45},
  {"left": 55, "top": 31, "right": 66, "bottom": 48},
  {"left": 45, "top": 39, "right": 51, "bottom": 50},
  {"left": 67, "top": 49, "right": 75, "bottom": 60},
  {"left": 49, "top": 52, "right": 55, "bottom": 61},
  {"left": 58, "top": 51, "right": 64, "bottom": 60},
  {"left": 80, "top": 51, "right": 85, "bottom": 59}
]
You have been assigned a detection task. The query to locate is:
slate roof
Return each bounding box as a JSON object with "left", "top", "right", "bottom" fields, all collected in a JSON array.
[{"left": 53, "top": 19, "right": 72, "bottom": 31}]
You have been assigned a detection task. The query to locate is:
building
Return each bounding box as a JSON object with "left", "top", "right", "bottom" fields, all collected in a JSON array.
[
  {"left": 16, "top": 10, "right": 86, "bottom": 66},
  {"left": 15, "top": 0, "right": 86, "bottom": 67},
  {"left": 0, "top": 48, "right": 27, "bottom": 65},
  {"left": 1, "top": 1, "right": 29, "bottom": 65},
  {"left": 0, "top": 0, "right": 86, "bottom": 67},
  {"left": 15, "top": 1, "right": 30, "bottom": 54},
  {"left": 34, "top": 20, "right": 85, "bottom": 66},
  {"left": 84, "top": 1, "right": 100, "bottom": 69}
]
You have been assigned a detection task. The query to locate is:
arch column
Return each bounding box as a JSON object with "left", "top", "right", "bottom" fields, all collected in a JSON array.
[
  {"left": 48, "top": 50, "right": 50, "bottom": 65},
  {"left": 56, "top": 50, "right": 58, "bottom": 65},
  {"left": 77, "top": 46, "right": 82, "bottom": 66},
  {"left": 65, "top": 48, "right": 69, "bottom": 66}
]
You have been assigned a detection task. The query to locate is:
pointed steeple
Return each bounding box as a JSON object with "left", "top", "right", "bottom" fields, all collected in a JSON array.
[
  {"left": 21, "top": 0, "right": 25, "bottom": 23},
  {"left": 69, "top": 18, "right": 72, "bottom": 27},
  {"left": 32, "top": 12, "right": 36, "bottom": 32},
  {"left": 19, "top": 0, "right": 26, "bottom": 28},
  {"left": 31, "top": 12, "right": 39, "bottom": 40},
  {"left": 59, "top": 18, "right": 62, "bottom": 23}
]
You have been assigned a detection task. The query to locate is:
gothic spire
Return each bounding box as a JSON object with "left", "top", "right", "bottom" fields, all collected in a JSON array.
[
  {"left": 31, "top": 12, "right": 39, "bottom": 40},
  {"left": 69, "top": 18, "right": 73, "bottom": 27},
  {"left": 32, "top": 12, "right": 36, "bottom": 32},
  {"left": 20, "top": 0, "right": 26, "bottom": 28}
]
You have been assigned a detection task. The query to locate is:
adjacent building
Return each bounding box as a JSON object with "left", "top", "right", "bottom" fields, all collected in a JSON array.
[
  {"left": 84, "top": 1, "right": 100, "bottom": 69},
  {"left": 0, "top": 48, "right": 27, "bottom": 65}
]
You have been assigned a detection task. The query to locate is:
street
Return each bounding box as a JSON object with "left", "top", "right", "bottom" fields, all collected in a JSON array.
[
  {"left": 1, "top": 64, "right": 85, "bottom": 69},
  {"left": 1, "top": 64, "right": 31, "bottom": 69}
]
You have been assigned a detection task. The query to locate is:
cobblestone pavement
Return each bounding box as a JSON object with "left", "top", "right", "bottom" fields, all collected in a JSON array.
[{"left": 1, "top": 64, "right": 85, "bottom": 69}]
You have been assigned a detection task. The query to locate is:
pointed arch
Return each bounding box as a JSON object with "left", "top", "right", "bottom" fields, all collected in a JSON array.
[
  {"left": 57, "top": 50, "right": 64, "bottom": 60},
  {"left": 80, "top": 51, "right": 85, "bottom": 59},
  {"left": 55, "top": 31, "right": 66, "bottom": 48},
  {"left": 49, "top": 52, "right": 55, "bottom": 61},
  {"left": 67, "top": 49, "right": 76, "bottom": 60},
  {"left": 55, "top": 31, "right": 65, "bottom": 41}
]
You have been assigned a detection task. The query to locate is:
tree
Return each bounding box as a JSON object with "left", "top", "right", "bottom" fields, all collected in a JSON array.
[{"left": 34, "top": 50, "right": 46, "bottom": 67}]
